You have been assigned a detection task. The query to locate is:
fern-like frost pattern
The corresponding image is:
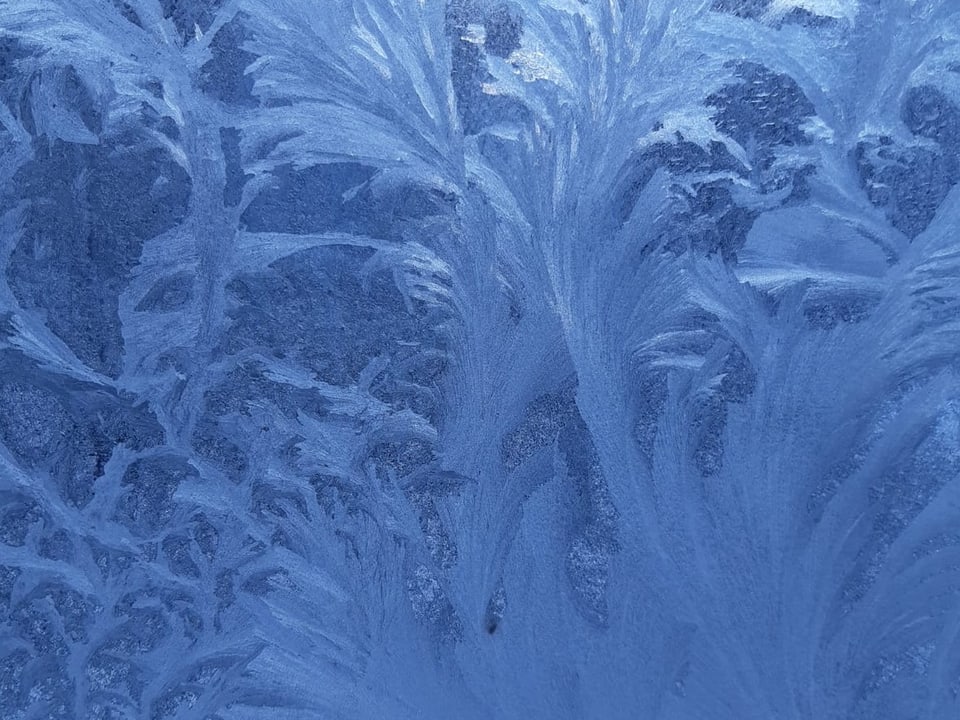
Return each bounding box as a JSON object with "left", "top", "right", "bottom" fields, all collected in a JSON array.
[{"left": 1, "top": 1, "right": 959, "bottom": 718}]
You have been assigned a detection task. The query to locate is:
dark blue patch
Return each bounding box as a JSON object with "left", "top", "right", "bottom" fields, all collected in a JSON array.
[
  {"left": 11, "top": 64, "right": 102, "bottom": 138},
  {"left": 0, "top": 379, "right": 71, "bottom": 465},
  {"left": 445, "top": 0, "right": 483, "bottom": 33},
  {"left": 135, "top": 271, "right": 195, "bottom": 313},
  {"left": 310, "top": 474, "right": 363, "bottom": 520},
  {"left": 406, "top": 564, "right": 463, "bottom": 641},
  {"left": 776, "top": 6, "right": 835, "bottom": 27},
  {"left": 710, "top": 0, "right": 770, "bottom": 18},
  {"left": 144, "top": 78, "right": 164, "bottom": 99},
  {"left": 406, "top": 488, "right": 458, "bottom": 568},
  {"left": 707, "top": 62, "right": 815, "bottom": 168},
  {"left": 370, "top": 351, "right": 447, "bottom": 422},
  {"left": 11, "top": 595, "right": 69, "bottom": 655},
  {"left": 613, "top": 138, "right": 742, "bottom": 223},
  {"left": 803, "top": 291, "right": 880, "bottom": 329},
  {"left": 854, "top": 138, "right": 959, "bottom": 238},
  {"left": 685, "top": 340, "right": 757, "bottom": 476},
  {"left": 59, "top": 65, "right": 102, "bottom": 135},
  {"left": 111, "top": 0, "right": 143, "bottom": 27},
  {"left": 371, "top": 438, "right": 436, "bottom": 478},
  {"left": 692, "top": 395, "right": 726, "bottom": 477},
  {"left": 484, "top": 4, "right": 523, "bottom": 58},
  {"left": 160, "top": 0, "right": 225, "bottom": 40},
  {"left": 84, "top": 650, "right": 144, "bottom": 697},
  {"left": 87, "top": 539, "right": 136, "bottom": 580},
  {"left": 0, "top": 493, "right": 44, "bottom": 547},
  {"left": 784, "top": 163, "right": 817, "bottom": 202},
  {"left": 20, "top": 661, "right": 74, "bottom": 719},
  {"left": 223, "top": 245, "right": 447, "bottom": 387},
  {"left": 240, "top": 162, "right": 377, "bottom": 234},
  {"left": 717, "top": 344, "right": 757, "bottom": 403},
  {"left": 633, "top": 371, "right": 668, "bottom": 462},
  {"left": 351, "top": 181, "right": 458, "bottom": 241},
  {"left": 40, "top": 583, "right": 98, "bottom": 643},
  {"left": 139, "top": 101, "right": 180, "bottom": 140},
  {"left": 252, "top": 481, "right": 310, "bottom": 522},
  {"left": 104, "top": 606, "right": 171, "bottom": 655},
  {"left": 7, "top": 138, "right": 191, "bottom": 376},
  {"left": 557, "top": 414, "right": 618, "bottom": 626},
  {"left": 190, "top": 514, "right": 219, "bottom": 560},
  {"left": 162, "top": 534, "right": 201, "bottom": 578},
  {"left": 115, "top": 456, "right": 198, "bottom": 536},
  {"left": 54, "top": 411, "right": 164, "bottom": 509},
  {"left": 500, "top": 378, "right": 578, "bottom": 470},
  {"left": 202, "top": 361, "right": 330, "bottom": 419},
  {"left": 191, "top": 416, "right": 249, "bottom": 479},
  {"left": 448, "top": 21, "right": 533, "bottom": 135},
  {"left": 198, "top": 15, "right": 258, "bottom": 107},
  {"left": 219, "top": 126, "right": 250, "bottom": 207},
  {"left": 38, "top": 530, "right": 75, "bottom": 562},
  {"left": 663, "top": 180, "right": 758, "bottom": 260},
  {"left": 901, "top": 85, "right": 960, "bottom": 150},
  {"left": 0, "top": 352, "right": 164, "bottom": 507},
  {"left": 0, "top": 649, "right": 29, "bottom": 709},
  {"left": 0, "top": 34, "right": 31, "bottom": 87}
]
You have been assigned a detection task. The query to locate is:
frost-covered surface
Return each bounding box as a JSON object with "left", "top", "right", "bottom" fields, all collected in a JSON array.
[{"left": 1, "top": 1, "right": 960, "bottom": 718}]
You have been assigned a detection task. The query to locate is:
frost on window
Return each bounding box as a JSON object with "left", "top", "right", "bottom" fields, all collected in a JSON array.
[{"left": 1, "top": 1, "right": 959, "bottom": 718}]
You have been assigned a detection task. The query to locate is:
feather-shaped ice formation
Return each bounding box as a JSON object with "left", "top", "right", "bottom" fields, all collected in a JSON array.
[{"left": 1, "top": 1, "right": 959, "bottom": 718}]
